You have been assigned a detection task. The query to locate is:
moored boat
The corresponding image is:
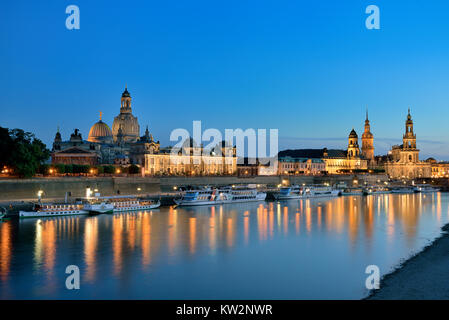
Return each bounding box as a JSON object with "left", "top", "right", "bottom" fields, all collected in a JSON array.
[
  {"left": 273, "top": 185, "right": 302, "bottom": 200},
  {"left": 413, "top": 184, "right": 440, "bottom": 193},
  {"left": 363, "top": 186, "right": 391, "bottom": 195},
  {"left": 341, "top": 187, "right": 364, "bottom": 196},
  {"left": 299, "top": 185, "right": 341, "bottom": 198},
  {"left": 19, "top": 203, "right": 88, "bottom": 218},
  {"left": 84, "top": 199, "right": 114, "bottom": 215},
  {"left": 390, "top": 187, "right": 415, "bottom": 194},
  {"left": 174, "top": 186, "right": 266, "bottom": 206},
  {"left": 100, "top": 195, "right": 161, "bottom": 212}
]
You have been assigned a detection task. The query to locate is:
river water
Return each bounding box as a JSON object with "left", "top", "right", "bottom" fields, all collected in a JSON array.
[{"left": 1, "top": 193, "right": 448, "bottom": 299}]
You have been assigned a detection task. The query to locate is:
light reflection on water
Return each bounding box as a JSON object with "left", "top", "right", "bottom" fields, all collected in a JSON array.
[{"left": 0, "top": 193, "right": 448, "bottom": 299}]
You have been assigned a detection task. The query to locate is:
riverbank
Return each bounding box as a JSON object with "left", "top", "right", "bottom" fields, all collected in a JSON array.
[
  {"left": 0, "top": 174, "right": 388, "bottom": 201},
  {"left": 367, "top": 223, "right": 449, "bottom": 299}
]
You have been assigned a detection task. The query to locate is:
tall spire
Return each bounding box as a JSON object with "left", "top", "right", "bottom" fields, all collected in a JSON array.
[
  {"left": 99, "top": 111, "right": 103, "bottom": 120},
  {"left": 366, "top": 107, "right": 368, "bottom": 121}
]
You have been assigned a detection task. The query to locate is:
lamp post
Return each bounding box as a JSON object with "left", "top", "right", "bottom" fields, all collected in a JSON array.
[{"left": 37, "top": 190, "right": 44, "bottom": 204}]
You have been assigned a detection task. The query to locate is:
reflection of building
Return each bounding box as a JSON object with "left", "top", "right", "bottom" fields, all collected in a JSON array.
[
  {"left": 144, "top": 140, "right": 237, "bottom": 176},
  {"left": 384, "top": 109, "right": 431, "bottom": 179}
]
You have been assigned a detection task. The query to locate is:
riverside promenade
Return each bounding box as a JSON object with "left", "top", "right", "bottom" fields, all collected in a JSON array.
[{"left": 0, "top": 174, "right": 389, "bottom": 201}]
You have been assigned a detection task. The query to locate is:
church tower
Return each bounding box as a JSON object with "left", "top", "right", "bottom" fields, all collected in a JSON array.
[
  {"left": 403, "top": 108, "right": 416, "bottom": 150},
  {"left": 112, "top": 86, "right": 140, "bottom": 143},
  {"left": 347, "top": 129, "right": 360, "bottom": 158},
  {"left": 361, "top": 110, "right": 374, "bottom": 161}
]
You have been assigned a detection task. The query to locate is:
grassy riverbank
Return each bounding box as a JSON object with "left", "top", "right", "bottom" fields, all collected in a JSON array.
[{"left": 367, "top": 223, "right": 449, "bottom": 299}]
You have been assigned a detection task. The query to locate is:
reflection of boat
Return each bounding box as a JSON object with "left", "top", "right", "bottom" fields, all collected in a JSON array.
[
  {"left": 413, "top": 184, "right": 440, "bottom": 193},
  {"left": 84, "top": 199, "right": 114, "bottom": 215},
  {"left": 100, "top": 196, "right": 161, "bottom": 212},
  {"left": 19, "top": 203, "right": 88, "bottom": 218},
  {"left": 363, "top": 186, "right": 391, "bottom": 195},
  {"left": 174, "top": 186, "right": 266, "bottom": 206},
  {"left": 391, "top": 187, "right": 415, "bottom": 194},
  {"left": 274, "top": 185, "right": 302, "bottom": 200}
]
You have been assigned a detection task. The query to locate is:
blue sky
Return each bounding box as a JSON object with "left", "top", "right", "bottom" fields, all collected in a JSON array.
[{"left": 1, "top": 0, "right": 449, "bottom": 159}]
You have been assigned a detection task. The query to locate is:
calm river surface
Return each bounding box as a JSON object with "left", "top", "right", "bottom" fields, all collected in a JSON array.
[{"left": 1, "top": 193, "right": 448, "bottom": 299}]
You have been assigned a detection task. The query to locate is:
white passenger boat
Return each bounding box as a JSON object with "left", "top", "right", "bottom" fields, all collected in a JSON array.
[
  {"left": 341, "top": 187, "right": 364, "bottom": 196},
  {"left": 84, "top": 199, "right": 114, "bottom": 215},
  {"left": 19, "top": 203, "right": 88, "bottom": 218},
  {"left": 174, "top": 186, "right": 266, "bottom": 206},
  {"left": 391, "top": 187, "right": 415, "bottom": 194},
  {"left": 363, "top": 186, "right": 391, "bottom": 195},
  {"left": 100, "top": 196, "right": 161, "bottom": 212},
  {"left": 413, "top": 184, "right": 440, "bottom": 193},
  {"left": 299, "top": 185, "right": 341, "bottom": 198},
  {"left": 273, "top": 185, "right": 302, "bottom": 200}
]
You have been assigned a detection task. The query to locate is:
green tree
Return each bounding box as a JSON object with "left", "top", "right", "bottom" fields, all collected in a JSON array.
[
  {"left": 0, "top": 128, "right": 50, "bottom": 178},
  {"left": 103, "top": 165, "right": 115, "bottom": 174},
  {"left": 38, "top": 164, "right": 50, "bottom": 175},
  {"left": 128, "top": 164, "right": 140, "bottom": 174},
  {"left": 55, "top": 164, "right": 65, "bottom": 174}
]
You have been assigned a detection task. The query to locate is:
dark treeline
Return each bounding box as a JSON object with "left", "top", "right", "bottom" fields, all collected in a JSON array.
[{"left": 0, "top": 126, "right": 50, "bottom": 178}]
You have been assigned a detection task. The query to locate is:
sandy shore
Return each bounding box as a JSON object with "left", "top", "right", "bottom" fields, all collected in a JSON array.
[{"left": 367, "top": 224, "right": 449, "bottom": 299}]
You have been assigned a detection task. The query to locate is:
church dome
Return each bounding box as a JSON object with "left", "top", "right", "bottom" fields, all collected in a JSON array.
[
  {"left": 349, "top": 129, "right": 358, "bottom": 138},
  {"left": 122, "top": 87, "right": 131, "bottom": 98},
  {"left": 88, "top": 119, "right": 113, "bottom": 144}
]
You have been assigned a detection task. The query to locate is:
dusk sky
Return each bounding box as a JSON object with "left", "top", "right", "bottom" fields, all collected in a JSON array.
[{"left": 2, "top": 0, "right": 449, "bottom": 159}]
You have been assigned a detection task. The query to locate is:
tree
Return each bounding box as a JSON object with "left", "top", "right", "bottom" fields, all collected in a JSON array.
[
  {"left": 55, "top": 164, "right": 66, "bottom": 174},
  {"left": 128, "top": 164, "right": 140, "bottom": 174},
  {"left": 0, "top": 127, "right": 50, "bottom": 178},
  {"left": 103, "top": 165, "right": 115, "bottom": 174}
]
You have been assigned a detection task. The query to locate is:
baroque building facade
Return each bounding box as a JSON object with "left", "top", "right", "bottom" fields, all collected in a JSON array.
[
  {"left": 51, "top": 87, "right": 159, "bottom": 167},
  {"left": 51, "top": 87, "right": 238, "bottom": 175},
  {"left": 384, "top": 109, "right": 431, "bottom": 179},
  {"left": 144, "top": 139, "right": 237, "bottom": 176}
]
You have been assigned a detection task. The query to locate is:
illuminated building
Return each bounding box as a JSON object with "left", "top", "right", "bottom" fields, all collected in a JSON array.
[
  {"left": 144, "top": 139, "right": 237, "bottom": 176},
  {"left": 384, "top": 109, "right": 431, "bottom": 179},
  {"left": 361, "top": 110, "right": 375, "bottom": 164}
]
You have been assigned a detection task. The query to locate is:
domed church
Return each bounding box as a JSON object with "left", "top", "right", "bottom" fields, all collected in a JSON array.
[
  {"left": 88, "top": 112, "right": 113, "bottom": 144},
  {"left": 51, "top": 87, "right": 160, "bottom": 166},
  {"left": 112, "top": 87, "right": 140, "bottom": 143}
]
